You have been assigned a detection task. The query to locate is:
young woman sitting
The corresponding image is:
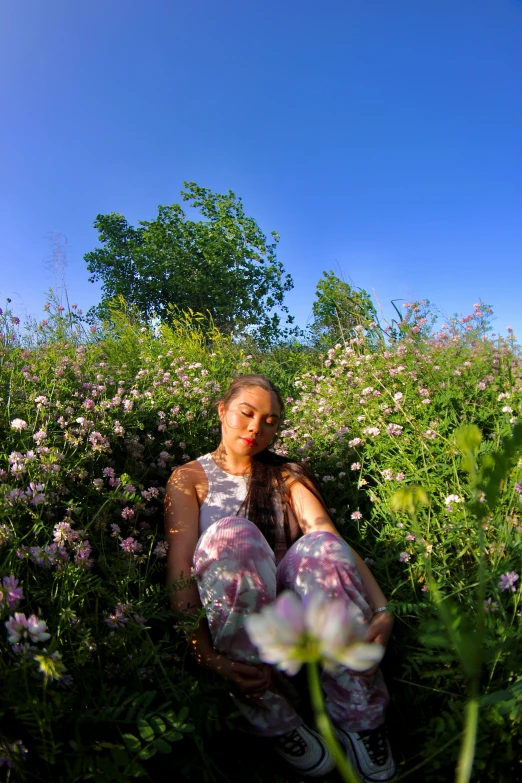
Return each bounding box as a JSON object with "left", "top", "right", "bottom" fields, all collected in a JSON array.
[{"left": 164, "top": 374, "right": 395, "bottom": 781}]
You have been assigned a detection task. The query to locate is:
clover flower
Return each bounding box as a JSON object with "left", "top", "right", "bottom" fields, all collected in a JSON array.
[
  {"left": 5, "top": 613, "right": 51, "bottom": 644},
  {"left": 10, "top": 418, "right": 27, "bottom": 431},
  {"left": 399, "top": 552, "right": 411, "bottom": 563},
  {"left": 0, "top": 576, "right": 24, "bottom": 610},
  {"left": 120, "top": 537, "right": 142, "bottom": 554},
  {"left": 498, "top": 572, "right": 519, "bottom": 593},
  {"left": 153, "top": 540, "right": 169, "bottom": 558},
  {"left": 245, "top": 591, "right": 384, "bottom": 676},
  {"left": 386, "top": 423, "right": 403, "bottom": 436},
  {"left": 351, "top": 511, "right": 363, "bottom": 520}
]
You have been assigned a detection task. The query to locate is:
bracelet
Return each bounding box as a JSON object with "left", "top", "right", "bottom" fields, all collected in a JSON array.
[{"left": 372, "top": 606, "right": 390, "bottom": 615}]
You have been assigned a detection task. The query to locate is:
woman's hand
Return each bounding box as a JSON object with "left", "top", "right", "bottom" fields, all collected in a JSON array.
[
  {"left": 366, "top": 610, "right": 394, "bottom": 648},
  {"left": 354, "top": 611, "right": 394, "bottom": 678},
  {"left": 210, "top": 654, "right": 273, "bottom": 698}
]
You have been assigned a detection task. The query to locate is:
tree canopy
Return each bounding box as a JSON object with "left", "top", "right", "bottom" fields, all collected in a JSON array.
[
  {"left": 85, "top": 182, "right": 295, "bottom": 343},
  {"left": 310, "top": 271, "right": 380, "bottom": 346}
]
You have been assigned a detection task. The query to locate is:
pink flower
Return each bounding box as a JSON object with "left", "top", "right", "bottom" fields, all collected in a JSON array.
[
  {"left": 153, "top": 540, "right": 169, "bottom": 558},
  {"left": 5, "top": 613, "right": 51, "bottom": 644},
  {"left": 424, "top": 429, "right": 437, "bottom": 440},
  {"left": 10, "top": 419, "right": 27, "bottom": 431},
  {"left": 120, "top": 537, "right": 142, "bottom": 554},
  {"left": 498, "top": 572, "right": 519, "bottom": 592},
  {"left": 351, "top": 511, "right": 363, "bottom": 520},
  {"left": 121, "top": 507, "right": 135, "bottom": 520},
  {"left": 386, "top": 423, "right": 403, "bottom": 436},
  {"left": 245, "top": 591, "right": 384, "bottom": 676},
  {"left": 399, "top": 552, "right": 411, "bottom": 563},
  {"left": 395, "top": 472, "right": 405, "bottom": 482},
  {"left": 83, "top": 399, "right": 95, "bottom": 411},
  {"left": 0, "top": 576, "right": 24, "bottom": 610}
]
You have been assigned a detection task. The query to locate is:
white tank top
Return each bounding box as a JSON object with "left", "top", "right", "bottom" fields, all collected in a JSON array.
[
  {"left": 197, "top": 453, "right": 248, "bottom": 535},
  {"left": 196, "top": 453, "right": 292, "bottom": 564}
]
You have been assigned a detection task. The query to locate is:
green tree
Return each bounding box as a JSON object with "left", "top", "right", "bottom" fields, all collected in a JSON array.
[
  {"left": 85, "top": 182, "right": 295, "bottom": 343},
  {"left": 310, "top": 271, "right": 381, "bottom": 346}
]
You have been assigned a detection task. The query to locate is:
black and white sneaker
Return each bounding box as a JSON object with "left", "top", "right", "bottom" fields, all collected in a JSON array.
[
  {"left": 272, "top": 724, "right": 335, "bottom": 778},
  {"left": 335, "top": 724, "right": 396, "bottom": 782}
]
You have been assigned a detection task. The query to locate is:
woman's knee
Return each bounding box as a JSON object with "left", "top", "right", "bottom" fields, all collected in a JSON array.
[{"left": 194, "top": 516, "right": 274, "bottom": 569}]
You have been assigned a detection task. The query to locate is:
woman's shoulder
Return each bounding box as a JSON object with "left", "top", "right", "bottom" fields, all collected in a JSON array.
[{"left": 167, "top": 458, "right": 207, "bottom": 492}]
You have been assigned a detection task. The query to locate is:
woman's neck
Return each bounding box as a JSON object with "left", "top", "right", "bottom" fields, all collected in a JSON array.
[{"left": 211, "top": 442, "right": 251, "bottom": 476}]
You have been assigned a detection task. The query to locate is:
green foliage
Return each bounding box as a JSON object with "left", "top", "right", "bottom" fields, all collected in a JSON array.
[
  {"left": 310, "top": 271, "right": 381, "bottom": 347},
  {"left": 0, "top": 296, "right": 521, "bottom": 781},
  {"left": 85, "top": 182, "right": 296, "bottom": 345}
]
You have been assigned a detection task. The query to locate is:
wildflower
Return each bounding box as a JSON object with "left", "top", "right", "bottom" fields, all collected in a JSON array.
[
  {"left": 515, "top": 483, "right": 522, "bottom": 494},
  {"left": 245, "top": 591, "right": 384, "bottom": 676},
  {"left": 445, "top": 494, "right": 462, "bottom": 506},
  {"left": 393, "top": 392, "right": 403, "bottom": 401},
  {"left": 0, "top": 576, "right": 24, "bottom": 610},
  {"left": 33, "top": 429, "right": 47, "bottom": 444},
  {"left": 386, "top": 423, "right": 403, "bottom": 436},
  {"left": 121, "top": 507, "right": 135, "bottom": 520},
  {"left": 399, "top": 552, "right": 411, "bottom": 563},
  {"left": 348, "top": 438, "right": 362, "bottom": 448},
  {"left": 381, "top": 469, "right": 394, "bottom": 481},
  {"left": 110, "top": 523, "right": 121, "bottom": 537},
  {"left": 5, "top": 613, "right": 51, "bottom": 644},
  {"left": 351, "top": 511, "right": 363, "bottom": 520},
  {"left": 362, "top": 427, "right": 381, "bottom": 438},
  {"left": 350, "top": 462, "right": 361, "bottom": 471},
  {"left": 483, "top": 598, "right": 499, "bottom": 613},
  {"left": 10, "top": 418, "right": 27, "bottom": 431},
  {"left": 421, "top": 398, "right": 431, "bottom": 405},
  {"left": 120, "top": 537, "right": 142, "bottom": 554},
  {"left": 123, "top": 484, "right": 136, "bottom": 493},
  {"left": 33, "top": 650, "right": 67, "bottom": 681},
  {"left": 424, "top": 429, "right": 437, "bottom": 440},
  {"left": 83, "top": 399, "right": 95, "bottom": 411},
  {"left": 153, "top": 540, "right": 169, "bottom": 558},
  {"left": 395, "top": 473, "right": 405, "bottom": 481},
  {"left": 498, "top": 572, "right": 519, "bottom": 593},
  {"left": 502, "top": 406, "right": 513, "bottom": 414},
  {"left": 0, "top": 739, "right": 28, "bottom": 769},
  {"left": 74, "top": 541, "right": 93, "bottom": 569}
]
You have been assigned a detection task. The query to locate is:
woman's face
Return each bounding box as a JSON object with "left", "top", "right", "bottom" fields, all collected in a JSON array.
[{"left": 218, "top": 385, "right": 281, "bottom": 457}]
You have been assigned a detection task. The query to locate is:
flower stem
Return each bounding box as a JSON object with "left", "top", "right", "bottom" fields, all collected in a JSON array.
[
  {"left": 455, "top": 695, "right": 479, "bottom": 783},
  {"left": 307, "top": 661, "right": 361, "bottom": 783}
]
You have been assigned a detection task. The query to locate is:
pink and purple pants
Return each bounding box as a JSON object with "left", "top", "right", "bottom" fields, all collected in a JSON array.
[{"left": 193, "top": 517, "right": 389, "bottom": 737}]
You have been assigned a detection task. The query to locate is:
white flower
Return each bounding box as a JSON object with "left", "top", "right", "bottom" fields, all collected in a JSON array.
[
  {"left": 10, "top": 418, "right": 28, "bottom": 431},
  {"left": 445, "top": 494, "right": 462, "bottom": 505},
  {"left": 245, "top": 591, "right": 384, "bottom": 676}
]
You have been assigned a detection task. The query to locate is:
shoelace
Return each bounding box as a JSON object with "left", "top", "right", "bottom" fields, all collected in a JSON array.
[
  {"left": 274, "top": 729, "right": 307, "bottom": 757},
  {"left": 358, "top": 727, "right": 389, "bottom": 767}
]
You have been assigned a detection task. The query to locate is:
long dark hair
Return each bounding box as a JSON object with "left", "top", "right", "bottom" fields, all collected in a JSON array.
[{"left": 219, "top": 375, "right": 327, "bottom": 550}]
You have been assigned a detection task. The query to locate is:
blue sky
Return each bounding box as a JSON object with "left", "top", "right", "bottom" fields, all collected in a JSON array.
[{"left": 1, "top": 0, "right": 520, "bottom": 337}]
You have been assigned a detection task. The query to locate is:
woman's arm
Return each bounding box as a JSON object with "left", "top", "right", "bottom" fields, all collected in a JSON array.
[
  {"left": 287, "top": 477, "right": 393, "bottom": 648},
  {"left": 164, "top": 464, "right": 273, "bottom": 696}
]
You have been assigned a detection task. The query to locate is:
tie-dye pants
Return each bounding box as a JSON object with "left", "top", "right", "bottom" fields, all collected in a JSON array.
[{"left": 193, "top": 516, "right": 389, "bottom": 737}]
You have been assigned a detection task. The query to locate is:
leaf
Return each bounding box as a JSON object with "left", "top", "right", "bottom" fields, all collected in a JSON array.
[
  {"left": 163, "top": 729, "right": 183, "bottom": 743},
  {"left": 152, "top": 738, "right": 172, "bottom": 754},
  {"left": 137, "top": 718, "right": 155, "bottom": 743},
  {"left": 150, "top": 715, "right": 166, "bottom": 735},
  {"left": 121, "top": 734, "right": 141, "bottom": 754}
]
